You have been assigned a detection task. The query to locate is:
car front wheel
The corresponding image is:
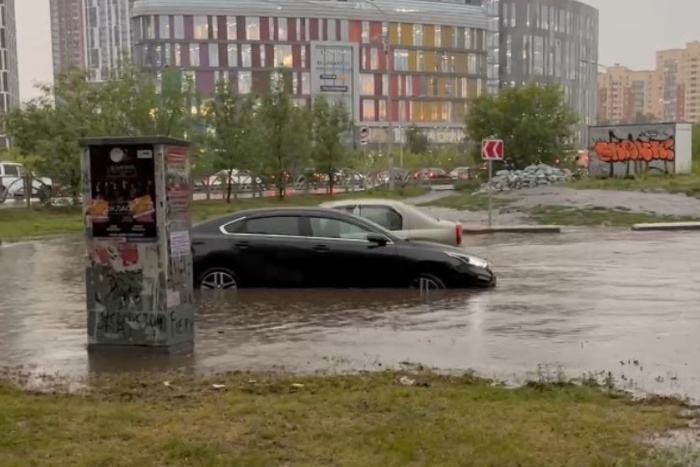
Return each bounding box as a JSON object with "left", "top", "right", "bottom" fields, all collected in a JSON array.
[
  {"left": 197, "top": 267, "right": 239, "bottom": 290},
  {"left": 409, "top": 273, "right": 445, "bottom": 290}
]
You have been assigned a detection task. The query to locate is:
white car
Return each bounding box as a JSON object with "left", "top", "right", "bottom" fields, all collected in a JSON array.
[
  {"left": 319, "top": 198, "right": 463, "bottom": 246},
  {"left": 198, "top": 169, "right": 262, "bottom": 191},
  {"left": 0, "top": 161, "right": 52, "bottom": 201}
]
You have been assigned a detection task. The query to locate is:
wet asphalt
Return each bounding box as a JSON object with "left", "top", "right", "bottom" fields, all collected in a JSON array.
[{"left": 0, "top": 229, "right": 698, "bottom": 400}]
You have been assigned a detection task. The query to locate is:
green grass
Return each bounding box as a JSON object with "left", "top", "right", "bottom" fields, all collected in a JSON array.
[
  {"left": 566, "top": 170, "right": 700, "bottom": 198},
  {"left": 420, "top": 192, "right": 513, "bottom": 211},
  {"left": 0, "top": 370, "right": 689, "bottom": 466},
  {"left": 0, "top": 187, "right": 427, "bottom": 241},
  {"left": 527, "top": 205, "right": 699, "bottom": 227}
]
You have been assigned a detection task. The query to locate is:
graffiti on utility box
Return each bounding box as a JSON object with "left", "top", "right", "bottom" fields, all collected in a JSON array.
[{"left": 588, "top": 123, "right": 677, "bottom": 177}]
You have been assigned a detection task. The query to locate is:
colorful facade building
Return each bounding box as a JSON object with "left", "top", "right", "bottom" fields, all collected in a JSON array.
[{"left": 131, "top": 0, "right": 490, "bottom": 144}]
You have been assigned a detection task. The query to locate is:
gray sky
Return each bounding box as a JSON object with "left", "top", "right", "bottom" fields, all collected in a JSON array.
[{"left": 15, "top": 0, "right": 700, "bottom": 101}]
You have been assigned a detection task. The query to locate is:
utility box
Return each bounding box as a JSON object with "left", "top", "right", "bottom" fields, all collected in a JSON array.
[
  {"left": 588, "top": 122, "right": 692, "bottom": 178},
  {"left": 80, "top": 136, "right": 194, "bottom": 351}
]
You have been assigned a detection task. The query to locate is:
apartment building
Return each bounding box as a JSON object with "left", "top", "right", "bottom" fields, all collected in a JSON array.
[
  {"left": 50, "top": 0, "right": 134, "bottom": 81},
  {"left": 597, "top": 41, "right": 700, "bottom": 124},
  {"left": 597, "top": 65, "right": 655, "bottom": 124}
]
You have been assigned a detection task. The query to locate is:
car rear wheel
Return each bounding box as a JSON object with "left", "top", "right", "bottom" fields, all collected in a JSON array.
[
  {"left": 409, "top": 273, "right": 445, "bottom": 290},
  {"left": 198, "top": 267, "right": 239, "bottom": 290}
]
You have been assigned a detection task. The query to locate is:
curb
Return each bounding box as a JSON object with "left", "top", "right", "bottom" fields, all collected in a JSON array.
[
  {"left": 631, "top": 222, "right": 700, "bottom": 232},
  {"left": 462, "top": 225, "right": 562, "bottom": 234}
]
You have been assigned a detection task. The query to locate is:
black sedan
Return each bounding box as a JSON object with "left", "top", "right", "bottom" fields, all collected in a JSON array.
[{"left": 191, "top": 207, "right": 496, "bottom": 289}]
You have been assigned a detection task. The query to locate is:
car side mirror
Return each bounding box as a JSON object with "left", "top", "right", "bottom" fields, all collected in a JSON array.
[{"left": 367, "top": 233, "right": 388, "bottom": 246}]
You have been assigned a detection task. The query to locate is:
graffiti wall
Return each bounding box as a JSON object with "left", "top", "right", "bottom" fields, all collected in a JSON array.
[
  {"left": 588, "top": 123, "right": 693, "bottom": 177},
  {"left": 82, "top": 138, "right": 194, "bottom": 349}
]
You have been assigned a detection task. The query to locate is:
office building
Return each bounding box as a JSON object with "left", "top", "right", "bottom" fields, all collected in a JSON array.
[
  {"left": 131, "top": 0, "right": 490, "bottom": 144},
  {"left": 0, "top": 0, "right": 19, "bottom": 148}
]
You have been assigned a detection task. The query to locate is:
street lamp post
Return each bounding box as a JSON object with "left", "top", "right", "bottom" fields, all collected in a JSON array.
[{"left": 365, "top": 0, "right": 394, "bottom": 190}]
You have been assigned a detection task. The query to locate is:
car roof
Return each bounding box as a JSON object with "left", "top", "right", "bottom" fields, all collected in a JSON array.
[{"left": 320, "top": 198, "right": 408, "bottom": 208}]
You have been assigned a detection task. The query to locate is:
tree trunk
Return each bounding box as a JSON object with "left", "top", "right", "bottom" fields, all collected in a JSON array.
[
  {"left": 24, "top": 176, "right": 31, "bottom": 208},
  {"left": 226, "top": 170, "right": 233, "bottom": 203}
]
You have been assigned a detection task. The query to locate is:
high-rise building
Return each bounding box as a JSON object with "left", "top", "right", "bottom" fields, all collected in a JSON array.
[
  {"left": 50, "top": 0, "right": 134, "bottom": 81},
  {"left": 597, "top": 41, "right": 700, "bottom": 124},
  {"left": 0, "top": 0, "right": 19, "bottom": 148},
  {"left": 50, "top": 0, "right": 86, "bottom": 76}
]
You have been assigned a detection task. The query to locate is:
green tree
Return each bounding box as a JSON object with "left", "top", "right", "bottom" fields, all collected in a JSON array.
[
  {"left": 404, "top": 124, "right": 430, "bottom": 154},
  {"left": 465, "top": 83, "right": 578, "bottom": 168},
  {"left": 257, "top": 70, "right": 311, "bottom": 199},
  {"left": 310, "top": 96, "right": 352, "bottom": 193},
  {"left": 202, "top": 81, "right": 260, "bottom": 202},
  {"left": 4, "top": 66, "right": 200, "bottom": 200}
]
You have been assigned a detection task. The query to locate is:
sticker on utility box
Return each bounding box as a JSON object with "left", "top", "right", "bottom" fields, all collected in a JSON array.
[{"left": 169, "top": 230, "right": 190, "bottom": 257}]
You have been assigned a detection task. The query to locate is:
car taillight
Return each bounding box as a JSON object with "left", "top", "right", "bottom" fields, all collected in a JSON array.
[{"left": 455, "top": 224, "right": 462, "bottom": 245}]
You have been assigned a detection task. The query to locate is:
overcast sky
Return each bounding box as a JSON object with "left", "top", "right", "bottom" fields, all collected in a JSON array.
[{"left": 15, "top": 0, "right": 700, "bottom": 101}]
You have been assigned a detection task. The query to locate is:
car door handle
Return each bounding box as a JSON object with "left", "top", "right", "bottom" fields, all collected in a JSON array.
[
  {"left": 235, "top": 241, "right": 250, "bottom": 249},
  {"left": 312, "top": 245, "right": 329, "bottom": 252}
]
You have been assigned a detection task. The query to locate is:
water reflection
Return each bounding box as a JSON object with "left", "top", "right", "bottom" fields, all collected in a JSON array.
[{"left": 1, "top": 230, "right": 699, "bottom": 400}]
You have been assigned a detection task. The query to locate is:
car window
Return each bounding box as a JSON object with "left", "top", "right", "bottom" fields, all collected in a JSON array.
[
  {"left": 244, "top": 216, "right": 302, "bottom": 236},
  {"left": 331, "top": 205, "right": 356, "bottom": 215},
  {"left": 310, "top": 217, "right": 373, "bottom": 240},
  {"left": 360, "top": 206, "right": 403, "bottom": 231},
  {"left": 1, "top": 164, "right": 20, "bottom": 176}
]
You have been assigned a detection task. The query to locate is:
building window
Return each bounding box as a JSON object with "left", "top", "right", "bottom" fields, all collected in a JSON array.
[
  {"left": 174, "top": 44, "right": 181, "bottom": 66},
  {"left": 260, "top": 45, "right": 266, "bottom": 66},
  {"left": 301, "top": 46, "right": 307, "bottom": 68},
  {"left": 278, "top": 17, "right": 288, "bottom": 41},
  {"left": 274, "top": 45, "right": 292, "bottom": 67},
  {"left": 370, "top": 48, "right": 378, "bottom": 70},
  {"left": 394, "top": 49, "right": 408, "bottom": 71},
  {"left": 193, "top": 16, "right": 208, "bottom": 40},
  {"left": 241, "top": 44, "right": 251, "bottom": 67},
  {"left": 174, "top": 16, "right": 184, "bottom": 39},
  {"left": 301, "top": 72, "right": 310, "bottom": 94},
  {"left": 361, "top": 21, "right": 369, "bottom": 43},
  {"left": 209, "top": 43, "right": 219, "bottom": 67},
  {"left": 227, "top": 16, "right": 237, "bottom": 40},
  {"left": 362, "top": 99, "right": 375, "bottom": 120},
  {"left": 417, "top": 50, "right": 424, "bottom": 71},
  {"left": 434, "top": 26, "right": 441, "bottom": 47},
  {"left": 190, "top": 44, "right": 200, "bottom": 66},
  {"left": 239, "top": 71, "right": 252, "bottom": 93},
  {"left": 413, "top": 24, "right": 422, "bottom": 46},
  {"left": 159, "top": 15, "right": 169, "bottom": 39},
  {"left": 228, "top": 45, "right": 238, "bottom": 67},
  {"left": 246, "top": 17, "right": 260, "bottom": 40},
  {"left": 359, "top": 74, "right": 373, "bottom": 94}
]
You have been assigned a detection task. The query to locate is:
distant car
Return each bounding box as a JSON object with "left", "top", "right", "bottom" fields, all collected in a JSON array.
[
  {"left": 413, "top": 168, "right": 452, "bottom": 183},
  {"left": 320, "top": 198, "right": 463, "bottom": 246},
  {"left": 449, "top": 167, "right": 476, "bottom": 180},
  {"left": 191, "top": 207, "right": 495, "bottom": 290}
]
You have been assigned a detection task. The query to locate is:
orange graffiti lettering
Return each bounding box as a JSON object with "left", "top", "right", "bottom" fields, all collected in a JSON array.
[{"left": 593, "top": 138, "right": 675, "bottom": 163}]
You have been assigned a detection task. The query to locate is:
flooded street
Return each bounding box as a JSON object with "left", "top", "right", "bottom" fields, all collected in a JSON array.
[{"left": 0, "top": 230, "right": 698, "bottom": 400}]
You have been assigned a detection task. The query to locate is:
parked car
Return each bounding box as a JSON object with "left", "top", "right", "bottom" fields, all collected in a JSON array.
[
  {"left": 0, "top": 161, "right": 52, "bottom": 202},
  {"left": 191, "top": 207, "right": 495, "bottom": 290},
  {"left": 413, "top": 168, "right": 452, "bottom": 183},
  {"left": 319, "top": 198, "right": 463, "bottom": 246},
  {"left": 196, "top": 169, "right": 262, "bottom": 191},
  {"left": 449, "top": 166, "right": 477, "bottom": 180}
]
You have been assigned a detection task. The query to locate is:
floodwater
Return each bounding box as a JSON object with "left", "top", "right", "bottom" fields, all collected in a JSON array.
[{"left": 0, "top": 229, "right": 698, "bottom": 400}]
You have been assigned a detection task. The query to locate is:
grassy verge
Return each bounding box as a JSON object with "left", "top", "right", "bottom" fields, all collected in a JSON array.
[
  {"left": 0, "top": 370, "right": 688, "bottom": 466},
  {"left": 420, "top": 193, "right": 513, "bottom": 211},
  {"left": 0, "top": 187, "right": 427, "bottom": 240},
  {"left": 566, "top": 172, "right": 700, "bottom": 198},
  {"left": 527, "top": 205, "right": 699, "bottom": 226}
]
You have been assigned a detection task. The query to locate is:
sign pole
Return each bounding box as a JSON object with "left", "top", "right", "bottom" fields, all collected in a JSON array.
[{"left": 487, "top": 159, "right": 493, "bottom": 227}]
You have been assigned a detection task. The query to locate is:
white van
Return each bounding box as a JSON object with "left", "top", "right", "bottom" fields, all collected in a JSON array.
[{"left": 0, "top": 161, "right": 53, "bottom": 201}]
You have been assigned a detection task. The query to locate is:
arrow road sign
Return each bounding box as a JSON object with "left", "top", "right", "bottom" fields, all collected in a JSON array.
[{"left": 481, "top": 139, "right": 504, "bottom": 160}]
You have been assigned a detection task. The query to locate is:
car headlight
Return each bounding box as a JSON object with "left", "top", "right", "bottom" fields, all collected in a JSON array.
[{"left": 446, "top": 252, "right": 489, "bottom": 268}]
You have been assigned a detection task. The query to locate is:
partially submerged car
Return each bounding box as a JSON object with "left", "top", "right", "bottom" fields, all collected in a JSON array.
[{"left": 319, "top": 198, "right": 463, "bottom": 246}]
